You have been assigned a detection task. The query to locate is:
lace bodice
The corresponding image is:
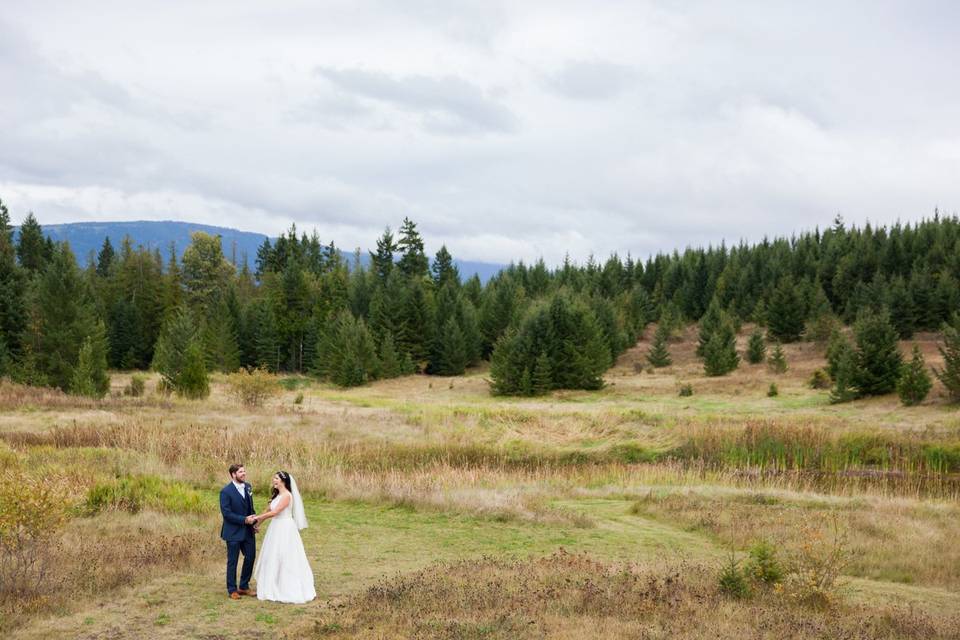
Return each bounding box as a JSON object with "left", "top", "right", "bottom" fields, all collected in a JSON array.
[{"left": 270, "top": 495, "right": 293, "bottom": 520}]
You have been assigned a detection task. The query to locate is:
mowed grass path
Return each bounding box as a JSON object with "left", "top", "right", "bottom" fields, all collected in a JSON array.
[{"left": 14, "top": 496, "right": 959, "bottom": 639}]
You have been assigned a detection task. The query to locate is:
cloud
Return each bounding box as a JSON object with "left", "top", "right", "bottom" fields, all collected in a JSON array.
[
  {"left": 0, "top": 2, "right": 958, "bottom": 266},
  {"left": 313, "top": 67, "right": 519, "bottom": 135}
]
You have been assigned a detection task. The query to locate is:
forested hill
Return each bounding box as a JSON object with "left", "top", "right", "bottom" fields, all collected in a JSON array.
[{"left": 13, "top": 220, "right": 504, "bottom": 283}]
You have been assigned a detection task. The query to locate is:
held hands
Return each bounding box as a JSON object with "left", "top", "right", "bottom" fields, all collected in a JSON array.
[{"left": 245, "top": 515, "right": 259, "bottom": 525}]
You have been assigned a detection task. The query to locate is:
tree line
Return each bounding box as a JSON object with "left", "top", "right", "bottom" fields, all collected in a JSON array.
[{"left": 0, "top": 197, "right": 958, "bottom": 400}]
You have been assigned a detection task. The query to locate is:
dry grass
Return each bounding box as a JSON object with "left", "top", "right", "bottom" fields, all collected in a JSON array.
[{"left": 305, "top": 551, "right": 960, "bottom": 640}]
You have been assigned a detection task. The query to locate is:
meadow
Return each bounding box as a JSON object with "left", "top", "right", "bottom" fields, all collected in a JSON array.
[{"left": 2, "top": 325, "right": 959, "bottom": 639}]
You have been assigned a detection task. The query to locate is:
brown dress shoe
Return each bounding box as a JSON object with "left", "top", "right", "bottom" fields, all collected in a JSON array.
[
  {"left": 237, "top": 588, "right": 256, "bottom": 596},
  {"left": 229, "top": 592, "right": 241, "bottom": 600}
]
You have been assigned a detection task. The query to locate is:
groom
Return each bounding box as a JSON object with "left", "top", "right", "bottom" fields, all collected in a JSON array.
[{"left": 220, "top": 463, "right": 258, "bottom": 599}]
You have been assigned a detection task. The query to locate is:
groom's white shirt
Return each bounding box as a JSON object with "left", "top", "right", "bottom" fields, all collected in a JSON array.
[{"left": 233, "top": 481, "right": 246, "bottom": 499}]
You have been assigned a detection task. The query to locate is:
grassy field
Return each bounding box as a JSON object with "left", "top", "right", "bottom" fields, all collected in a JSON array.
[{"left": 2, "top": 326, "right": 960, "bottom": 638}]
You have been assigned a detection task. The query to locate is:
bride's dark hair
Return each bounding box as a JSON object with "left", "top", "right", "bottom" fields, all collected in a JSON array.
[{"left": 271, "top": 470, "right": 292, "bottom": 501}]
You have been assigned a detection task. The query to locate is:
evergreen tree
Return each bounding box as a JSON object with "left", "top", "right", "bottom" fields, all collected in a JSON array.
[
  {"left": 897, "top": 345, "right": 932, "bottom": 406},
  {"left": 21, "top": 243, "right": 97, "bottom": 391},
  {"left": 458, "top": 298, "right": 483, "bottom": 366},
  {"left": 432, "top": 245, "right": 459, "bottom": 288},
  {"left": 253, "top": 301, "right": 281, "bottom": 372},
  {"left": 377, "top": 331, "right": 402, "bottom": 379},
  {"left": 852, "top": 310, "right": 903, "bottom": 396},
  {"left": 96, "top": 237, "right": 115, "bottom": 278},
  {"left": 767, "top": 278, "right": 805, "bottom": 343},
  {"left": 317, "top": 311, "right": 379, "bottom": 387},
  {"left": 829, "top": 347, "right": 859, "bottom": 404},
  {"left": 0, "top": 329, "right": 9, "bottom": 378},
  {"left": 70, "top": 321, "right": 110, "bottom": 398},
  {"left": 178, "top": 338, "right": 210, "bottom": 399},
  {"left": 696, "top": 298, "right": 723, "bottom": 358},
  {"left": 826, "top": 328, "right": 852, "bottom": 381},
  {"left": 746, "top": 328, "right": 766, "bottom": 364},
  {"left": 107, "top": 298, "right": 139, "bottom": 369},
  {"left": 647, "top": 323, "right": 672, "bottom": 368},
  {"left": 152, "top": 308, "right": 200, "bottom": 393},
  {"left": 532, "top": 351, "right": 552, "bottom": 395},
  {"left": 370, "top": 227, "right": 395, "bottom": 283},
  {"left": 433, "top": 318, "right": 467, "bottom": 375},
  {"left": 397, "top": 217, "right": 429, "bottom": 279},
  {"left": 181, "top": 232, "right": 234, "bottom": 316},
  {"left": 16, "top": 212, "right": 51, "bottom": 273},
  {"left": 703, "top": 317, "right": 739, "bottom": 376},
  {"left": 201, "top": 304, "right": 241, "bottom": 373},
  {"left": 767, "top": 342, "right": 788, "bottom": 374},
  {"left": 0, "top": 206, "right": 25, "bottom": 360},
  {"left": 887, "top": 276, "right": 915, "bottom": 339},
  {"left": 934, "top": 317, "right": 960, "bottom": 403}
]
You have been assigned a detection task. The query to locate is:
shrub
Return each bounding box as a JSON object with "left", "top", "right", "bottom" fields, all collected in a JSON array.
[
  {"left": 897, "top": 345, "right": 932, "bottom": 406},
  {"left": 782, "top": 519, "right": 851, "bottom": 609},
  {"left": 767, "top": 383, "right": 778, "bottom": 397},
  {"left": 717, "top": 553, "right": 751, "bottom": 599},
  {"left": 84, "top": 475, "right": 205, "bottom": 515},
  {"left": 807, "top": 369, "right": 830, "bottom": 389},
  {"left": 226, "top": 366, "right": 279, "bottom": 407},
  {"left": 125, "top": 374, "right": 146, "bottom": 397},
  {"left": 0, "top": 472, "right": 72, "bottom": 602},
  {"left": 294, "top": 392, "right": 304, "bottom": 405},
  {"left": 678, "top": 383, "right": 693, "bottom": 397}
]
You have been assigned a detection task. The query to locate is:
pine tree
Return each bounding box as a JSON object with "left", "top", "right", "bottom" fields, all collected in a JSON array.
[
  {"left": 70, "top": 321, "right": 110, "bottom": 398},
  {"left": 432, "top": 245, "right": 459, "bottom": 288},
  {"left": 934, "top": 317, "right": 960, "bottom": 403},
  {"left": 767, "top": 278, "right": 805, "bottom": 343},
  {"left": 696, "top": 298, "right": 723, "bottom": 358},
  {"left": 0, "top": 329, "right": 10, "bottom": 378},
  {"left": 887, "top": 276, "right": 915, "bottom": 339},
  {"left": 852, "top": 310, "right": 903, "bottom": 396},
  {"left": 320, "top": 312, "right": 379, "bottom": 387},
  {"left": 458, "top": 299, "right": 483, "bottom": 366},
  {"left": 22, "top": 243, "right": 97, "bottom": 391},
  {"left": 897, "top": 345, "right": 932, "bottom": 406},
  {"left": 378, "top": 331, "right": 403, "bottom": 379},
  {"left": 201, "top": 307, "right": 241, "bottom": 373},
  {"left": 767, "top": 342, "right": 788, "bottom": 374},
  {"left": 433, "top": 318, "right": 467, "bottom": 376},
  {"left": 829, "top": 348, "right": 859, "bottom": 404},
  {"left": 825, "top": 328, "right": 852, "bottom": 380},
  {"left": 178, "top": 338, "right": 210, "bottom": 399},
  {"left": 181, "top": 232, "right": 234, "bottom": 316},
  {"left": 703, "top": 317, "right": 739, "bottom": 376},
  {"left": 152, "top": 308, "right": 199, "bottom": 393},
  {"left": 96, "top": 237, "right": 115, "bottom": 278},
  {"left": 370, "top": 227, "right": 395, "bottom": 283},
  {"left": 746, "top": 328, "right": 766, "bottom": 364},
  {"left": 532, "top": 351, "right": 552, "bottom": 395},
  {"left": 647, "top": 323, "right": 672, "bottom": 368},
  {"left": 16, "top": 212, "right": 51, "bottom": 273},
  {"left": 397, "top": 217, "right": 429, "bottom": 279},
  {"left": 0, "top": 207, "right": 25, "bottom": 360}
]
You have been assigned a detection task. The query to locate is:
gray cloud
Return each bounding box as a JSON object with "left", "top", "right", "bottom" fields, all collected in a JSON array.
[
  {"left": 0, "top": 2, "right": 958, "bottom": 265},
  {"left": 313, "top": 67, "right": 519, "bottom": 135}
]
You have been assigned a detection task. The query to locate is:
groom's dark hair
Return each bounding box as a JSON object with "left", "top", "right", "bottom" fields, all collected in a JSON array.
[{"left": 228, "top": 463, "right": 244, "bottom": 476}]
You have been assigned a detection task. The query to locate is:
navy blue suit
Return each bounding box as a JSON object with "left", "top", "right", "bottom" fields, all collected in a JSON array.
[{"left": 220, "top": 482, "right": 256, "bottom": 594}]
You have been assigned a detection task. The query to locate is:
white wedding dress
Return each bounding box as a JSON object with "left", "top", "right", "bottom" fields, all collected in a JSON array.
[{"left": 253, "top": 488, "right": 316, "bottom": 603}]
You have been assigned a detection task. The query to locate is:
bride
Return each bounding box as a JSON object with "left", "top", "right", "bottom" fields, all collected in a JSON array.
[{"left": 250, "top": 471, "right": 316, "bottom": 603}]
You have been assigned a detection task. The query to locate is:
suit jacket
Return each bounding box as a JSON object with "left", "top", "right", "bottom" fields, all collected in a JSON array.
[{"left": 220, "top": 481, "right": 256, "bottom": 542}]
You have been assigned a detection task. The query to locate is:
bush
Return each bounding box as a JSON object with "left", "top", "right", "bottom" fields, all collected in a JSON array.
[
  {"left": 294, "top": 392, "right": 304, "bottom": 405},
  {"left": 767, "top": 383, "right": 779, "bottom": 397},
  {"left": 124, "top": 374, "right": 146, "bottom": 397},
  {"left": 678, "top": 383, "right": 694, "bottom": 397},
  {"left": 84, "top": 475, "right": 205, "bottom": 515},
  {"left": 0, "top": 471, "right": 72, "bottom": 602},
  {"left": 718, "top": 553, "right": 751, "bottom": 599},
  {"left": 807, "top": 369, "right": 830, "bottom": 390},
  {"left": 226, "top": 367, "right": 279, "bottom": 407},
  {"left": 781, "top": 519, "right": 851, "bottom": 609}
]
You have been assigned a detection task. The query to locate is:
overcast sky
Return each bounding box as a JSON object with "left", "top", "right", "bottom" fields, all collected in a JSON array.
[{"left": 2, "top": 1, "right": 959, "bottom": 265}]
